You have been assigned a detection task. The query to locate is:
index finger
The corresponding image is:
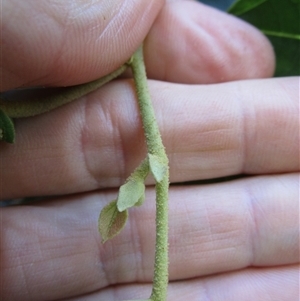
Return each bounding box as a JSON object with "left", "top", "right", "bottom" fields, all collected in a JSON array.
[
  {"left": 0, "top": 77, "right": 298, "bottom": 199},
  {"left": 1, "top": 0, "right": 164, "bottom": 91}
]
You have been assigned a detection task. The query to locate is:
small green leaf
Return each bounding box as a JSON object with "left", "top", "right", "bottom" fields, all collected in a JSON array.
[
  {"left": 117, "top": 180, "right": 145, "bottom": 212},
  {"left": 0, "top": 109, "right": 15, "bottom": 143},
  {"left": 98, "top": 200, "right": 128, "bottom": 243},
  {"left": 148, "top": 153, "right": 168, "bottom": 183}
]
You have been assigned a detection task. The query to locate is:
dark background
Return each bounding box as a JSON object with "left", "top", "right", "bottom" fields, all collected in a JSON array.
[{"left": 199, "top": 0, "right": 235, "bottom": 11}]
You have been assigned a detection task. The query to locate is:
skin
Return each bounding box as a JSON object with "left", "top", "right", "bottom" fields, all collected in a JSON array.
[{"left": 0, "top": 1, "right": 298, "bottom": 300}]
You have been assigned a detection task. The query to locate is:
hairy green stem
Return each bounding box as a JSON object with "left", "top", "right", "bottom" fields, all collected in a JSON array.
[
  {"left": 127, "top": 157, "right": 150, "bottom": 183},
  {"left": 130, "top": 46, "right": 169, "bottom": 301},
  {"left": 0, "top": 63, "right": 128, "bottom": 118}
]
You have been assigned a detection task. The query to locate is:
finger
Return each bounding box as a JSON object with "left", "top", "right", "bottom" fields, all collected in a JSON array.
[
  {"left": 1, "top": 0, "right": 275, "bottom": 92},
  {"left": 83, "top": 265, "right": 298, "bottom": 301},
  {"left": 1, "top": 0, "right": 164, "bottom": 91},
  {"left": 1, "top": 173, "right": 298, "bottom": 300},
  {"left": 1, "top": 77, "right": 298, "bottom": 199},
  {"left": 144, "top": 1, "right": 275, "bottom": 83}
]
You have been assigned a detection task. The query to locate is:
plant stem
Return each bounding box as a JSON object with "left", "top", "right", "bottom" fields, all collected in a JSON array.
[
  {"left": 127, "top": 157, "right": 150, "bottom": 183},
  {"left": 0, "top": 63, "right": 128, "bottom": 118},
  {"left": 130, "top": 46, "right": 169, "bottom": 301}
]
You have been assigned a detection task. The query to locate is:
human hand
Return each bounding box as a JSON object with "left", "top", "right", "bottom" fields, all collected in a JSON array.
[{"left": 1, "top": 1, "right": 298, "bottom": 301}]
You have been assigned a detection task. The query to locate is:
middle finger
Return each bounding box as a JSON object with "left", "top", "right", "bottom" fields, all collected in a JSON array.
[{"left": 1, "top": 77, "right": 298, "bottom": 199}]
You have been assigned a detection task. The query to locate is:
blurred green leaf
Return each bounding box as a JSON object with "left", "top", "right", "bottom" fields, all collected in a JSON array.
[
  {"left": 0, "top": 109, "right": 15, "bottom": 143},
  {"left": 228, "top": 0, "right": 300, "bottom": 76}
]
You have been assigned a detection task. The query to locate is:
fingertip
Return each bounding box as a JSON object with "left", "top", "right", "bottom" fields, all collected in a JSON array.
[
  {"left": 1, "top": 0, "right": 165, "bottom": 91},
  {"left": 144, "top": 1, "right": 275, "bottom": 84}
]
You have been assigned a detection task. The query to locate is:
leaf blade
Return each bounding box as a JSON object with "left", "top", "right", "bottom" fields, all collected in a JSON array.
[
  {"left": 228, "top": 0, "right": 300, "bottom": 76},
  {"left": 98, "top": 200, "right": 128, "bottom": 243},
  {"left": 228, "top": 0, "right": 268, "bottom": 15},
  {"left": 117, "top": 180, "right": 145, "bottom": 212},
  {"left": 0, "top": 109, "right": 15, "bottom": 143},
  {"left": 148, "top": 153, "right": 168, "bottom": 183}
]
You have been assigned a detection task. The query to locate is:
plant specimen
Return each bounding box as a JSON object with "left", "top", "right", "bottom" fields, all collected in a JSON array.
[
  {"left": 2, "top": 1, "right": 297, "bottom": 300},
  {"left": 0, "top": 45, "right": 169, "bottom": 301}
]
